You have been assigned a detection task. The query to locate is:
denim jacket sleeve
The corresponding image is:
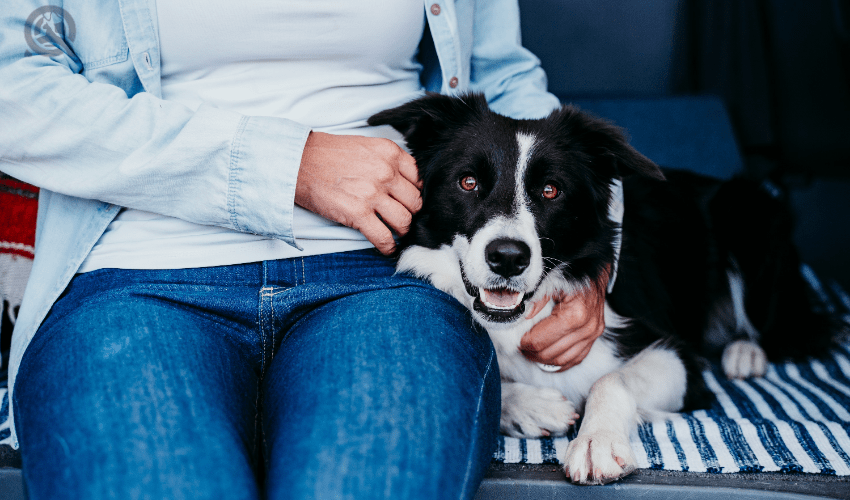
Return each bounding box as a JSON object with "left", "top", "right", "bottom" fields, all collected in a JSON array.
[
  {"left": 0, "top": 0, "right": 310, "bottom": 247},
  {"left": 468, "top": 0, "right": 561, "bottom": 119}
]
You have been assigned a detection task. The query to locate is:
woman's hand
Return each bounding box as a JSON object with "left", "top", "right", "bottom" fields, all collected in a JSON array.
[
  {"left": 519, "top": 274, "right": 609, "bottom": 371},
  {"left": 295, "top": 132, "right": 423, "bottom": 255}
]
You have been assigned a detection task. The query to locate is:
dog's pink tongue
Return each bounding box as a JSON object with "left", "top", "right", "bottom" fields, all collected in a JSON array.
[{"left": 483, "top": 289, "right": 521, "bottom": 308}]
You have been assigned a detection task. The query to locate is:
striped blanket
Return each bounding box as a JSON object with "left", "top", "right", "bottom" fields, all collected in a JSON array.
[
  {"left": 493, "top": 345, "right": 850, "bottom": 475},
  {"left": 1, "top": 268, "right": 849, "bottom": 476},
  {"left": 493, "top": 267, "right": 850, "bottom": 475}
]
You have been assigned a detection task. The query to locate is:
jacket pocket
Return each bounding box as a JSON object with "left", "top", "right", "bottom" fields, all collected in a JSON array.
[
  {"left": 63, "top": 3, "right": 130, "bottom": 70},
  {"left": 84, "top": 46, "right": 130, "bottom": 70}
]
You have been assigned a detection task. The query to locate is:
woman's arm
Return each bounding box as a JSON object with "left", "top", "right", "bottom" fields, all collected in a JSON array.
[
  {"left": 468, "top": 0, "right": 561, "bottom": 119},
  {"left": 0, "top": 3, "right": 311, "bottom": 247}
]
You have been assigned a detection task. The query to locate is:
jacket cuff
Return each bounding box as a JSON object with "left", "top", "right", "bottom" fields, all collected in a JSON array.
[{"left": 226, "top": 115, "right": 312, "bottom": 249}]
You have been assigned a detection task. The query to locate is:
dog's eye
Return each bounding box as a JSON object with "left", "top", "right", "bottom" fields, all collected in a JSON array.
[
  {"left": 460, "top": 175, "right": 478, "bottom": 192},
  {"left": 542, "top": 184, "right": 559, "bottom": 199}
]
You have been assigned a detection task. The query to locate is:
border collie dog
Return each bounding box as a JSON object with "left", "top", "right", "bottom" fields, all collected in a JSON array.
[{"left": 368, "top": 93, "right": 838, "bottom": 484}]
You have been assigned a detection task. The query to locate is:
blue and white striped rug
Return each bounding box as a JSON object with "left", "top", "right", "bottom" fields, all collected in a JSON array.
[
  {"left": 1, "top": 266, "right": 849, "bottom": 475},
  {"left": 492, "top": 346, "right": 850, "bottom": 474},
  {"left": 493, "top": 265, "right": 850, "bottom": 475}
]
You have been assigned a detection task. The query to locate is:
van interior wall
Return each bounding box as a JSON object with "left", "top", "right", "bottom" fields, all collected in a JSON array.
[{"left": 519, "top": 0, "right": 850, "bottom": 289}]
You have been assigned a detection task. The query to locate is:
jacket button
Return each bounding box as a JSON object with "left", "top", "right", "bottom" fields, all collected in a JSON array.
[
  {"left": 449, "top": 76, "right": 459, "bottom": 88},
  {"left": 430, "top": 3, "right": 441, "bottom": 15}
]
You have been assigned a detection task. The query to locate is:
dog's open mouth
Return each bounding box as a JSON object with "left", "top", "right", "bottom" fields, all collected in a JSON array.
[
  {"left": 473, "top": 287, "right": 527, "bottom": 322},
  {"left": 460, "top": 265, "right": 530, "bottom": 322},
  {"left": 480, "top": 287, "right": 524, "bottom": 309}
]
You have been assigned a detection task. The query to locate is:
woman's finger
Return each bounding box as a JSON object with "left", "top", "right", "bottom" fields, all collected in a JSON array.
[
  {"left": 389, "top": 176, "right": 423, "bottom": 214},
  {"left": 396, "top": 151, "right": 422, "bottom": 188},
  {"left": 375, "top": 197, "right": 414, "bottom": 237},
  {"left": 354, "top": 214, "right": 397, "bottom": 255}
]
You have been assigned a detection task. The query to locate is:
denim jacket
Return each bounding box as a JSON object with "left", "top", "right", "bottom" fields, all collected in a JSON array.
[{"left": 0, "top": 0, "right": 560, "bottom": 447}]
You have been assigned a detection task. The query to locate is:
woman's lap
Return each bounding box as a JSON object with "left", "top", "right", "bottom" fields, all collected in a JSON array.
[
  {"left": 16, "top": 284, "right": 265, "bottom": 500},
  {"left": 14, "top": 251, "right": 499, "bottom": 500},
  {"left": 263, "top": 286, "right": 498, "bottom": 499}
]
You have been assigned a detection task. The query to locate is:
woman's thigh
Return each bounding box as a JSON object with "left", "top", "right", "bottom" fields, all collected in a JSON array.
[
  {"left": 262, "top": 282, "right": 500, "bottom": 500},
  {"left": 14, "top": 275, "right": 263, "bottom": 500}
]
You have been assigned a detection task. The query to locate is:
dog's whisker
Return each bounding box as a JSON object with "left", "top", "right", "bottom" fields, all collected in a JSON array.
[{"left": 542, "top": 257, "right": 569, "bottom": 269}]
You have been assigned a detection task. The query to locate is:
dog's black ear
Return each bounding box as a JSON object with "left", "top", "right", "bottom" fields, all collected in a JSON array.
[
  {"left": 368, "top": 92, "right": 489, "bottom": 154},
  {"left": 607, "top": 137, "right": 665, "bottom": 181},
  {"left": 554, "top": 106, "right": 665, "bottom": 181}
]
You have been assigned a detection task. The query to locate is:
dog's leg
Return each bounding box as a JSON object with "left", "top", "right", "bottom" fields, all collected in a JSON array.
[
  {"left": 500, "top": 381, "right": 579, "bottom": 438},
  {"left": 563, "top": 344, "right": 687, "bottom": 484},
  {"left": 720, "top": 268, "right": 767, "bottom": 379}
]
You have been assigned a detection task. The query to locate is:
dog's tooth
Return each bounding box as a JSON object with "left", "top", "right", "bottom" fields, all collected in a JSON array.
[{"left": 480, "top": 287, "right": 525, "bottom": 310}]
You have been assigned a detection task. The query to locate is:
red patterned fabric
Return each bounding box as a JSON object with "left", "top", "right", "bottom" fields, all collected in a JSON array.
[
  {"left": 0, "top": 176, "right": 37, "bottom": 259},
  {"left": 1, "top": 174, "right": 37, "bottom": 328}
]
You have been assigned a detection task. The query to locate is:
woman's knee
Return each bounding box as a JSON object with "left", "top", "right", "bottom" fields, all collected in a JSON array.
[
  {"left": 263, "top": 284, "right": 500, "bottom": 499},
  {"left": 287, "top": 283, "right": 494, "bottom": 373},
  {"left": 15, "top": 295, "right": 262, "bottom": 500}
]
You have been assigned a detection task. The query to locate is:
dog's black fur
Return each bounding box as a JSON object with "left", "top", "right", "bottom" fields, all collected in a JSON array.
[
  {"left": 368, "top": 92, "right": 840, "bottom": 482},
  {"left": 371, "top": 91, "right": 836, "bottom": 365}
]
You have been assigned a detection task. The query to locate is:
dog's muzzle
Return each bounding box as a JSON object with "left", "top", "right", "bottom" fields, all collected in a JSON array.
[
  {"left": 460, "top": 238, "right": 537, "bottom": 323},
  {"left": 461, "top": 268, "right": 531, "bottom": 323}
]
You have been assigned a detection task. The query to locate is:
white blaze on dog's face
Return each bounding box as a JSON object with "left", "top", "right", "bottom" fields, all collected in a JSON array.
[
  {"left": 439, "top": 132, "right": 548, "bottom": 326},
  {"left": 369, "top": 93, "right": 663, "bottom": 328}
]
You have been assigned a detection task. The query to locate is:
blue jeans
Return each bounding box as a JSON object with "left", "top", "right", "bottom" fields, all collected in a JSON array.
[{"left": 13, "top": 250, "right": 500, "bottom": 499}]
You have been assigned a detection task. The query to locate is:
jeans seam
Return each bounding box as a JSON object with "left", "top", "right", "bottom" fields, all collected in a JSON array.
[
  {"left": 459, "top": 347, "right": 496, "bottom": 499},
  {"left": 258, "top": 286, "right": 274, "bottom": 461},
  {"left": 270, "top": 290, "right": 278, "bottom": 361},
  {"left": 268, "top": 288, "right": 278, "bottom": 460},
  {"left": 259, "top": 289, "right": 270, "bottom": 375}
]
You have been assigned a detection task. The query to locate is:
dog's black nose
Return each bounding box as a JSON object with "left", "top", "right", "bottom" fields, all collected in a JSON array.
[{"left": 485, "top": 239, "right": 531, "bottom": 278}]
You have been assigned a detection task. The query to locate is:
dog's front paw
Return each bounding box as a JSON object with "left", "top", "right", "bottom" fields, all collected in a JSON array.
[
  {"left": 722, "top": 340, "right": 767, "bottom": 379},
  {"left": 563, "top": 429, "right": 636, "bottom": 485},
  {"left": 501, "top": 385, "right": 579, "bottom": 438}
]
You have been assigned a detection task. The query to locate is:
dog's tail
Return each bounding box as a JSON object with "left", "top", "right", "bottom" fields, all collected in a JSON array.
[{"left": 709, "top": 177, "right": 846, "bottom": 361}]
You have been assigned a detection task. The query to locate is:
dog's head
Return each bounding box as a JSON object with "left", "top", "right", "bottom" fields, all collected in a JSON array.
[{"left": 369, "top": 93, "right": 663, "bottom": 328}]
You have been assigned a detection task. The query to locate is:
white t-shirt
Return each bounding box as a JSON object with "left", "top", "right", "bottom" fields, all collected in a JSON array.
[{"left": 80, "top": 0, "right": 426, "bottom": 272}]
